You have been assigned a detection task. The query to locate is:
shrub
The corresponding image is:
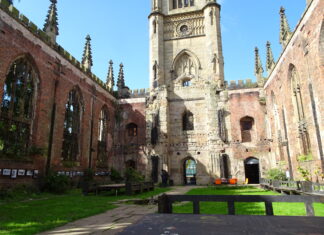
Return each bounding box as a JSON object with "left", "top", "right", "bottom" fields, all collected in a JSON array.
[
  {"left": 110, "top": 168, "right": 124, "bottom": 183},
  {"left": 0, "top": 184, "right": 40, "bottom": 200},
  {"left": 297, "top": 167, "right": 311, "bottom": 181},
  {"left": 42, "top": 171, "right": 71, "bottom": 194},
  {"left": 124, "top": 168, "right": 144, "bottom": 183},
  {"left": 297, "top": 153, "right": 313, "bottom": 162},
  {"left": 266, "top": 168, "right": 287, "bottom": 181}
]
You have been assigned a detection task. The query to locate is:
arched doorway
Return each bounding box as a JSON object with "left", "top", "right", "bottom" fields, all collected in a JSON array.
[
  {"left": 244, "top": 157, "right": 260, "bottom": 184},
  {"left": 183, "top": 157, "right": 197, "bottom": 185}
]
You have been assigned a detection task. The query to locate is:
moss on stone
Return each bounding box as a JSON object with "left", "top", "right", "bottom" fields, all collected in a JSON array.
[
  {"left": 0, "top": 0, "right": 10, "bottom": 10},
  {"left": 19, "top": 14, "right": 29, "bottom": 25},
  {"left": 8, "top": 5, "right": 19, "bottom": 18},
  {"left": 28, "top": 22, "right": 38, "bottom": 33}
]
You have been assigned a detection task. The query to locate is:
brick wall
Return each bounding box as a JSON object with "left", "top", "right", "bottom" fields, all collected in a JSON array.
[
  {"left": 264, "top": 0, "right": 324, "bottom": 181},
  {"left": 0, "top": 7, "right": 116, "bottom": 186}
]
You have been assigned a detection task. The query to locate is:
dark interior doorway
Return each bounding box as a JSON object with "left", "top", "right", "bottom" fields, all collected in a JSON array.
[
  {"left": 183, "top": 158, "right": 197, "bottom": 185},
  {"left": 125, "top": 160, "right": 136, "bottom": 169},
  {"left": 220, "top": 154, "right": 230, "bottom": 179},
  {"left": 151, "top": 156, "right": 159, "bottom": 183},
  {"left": 244, "top": 157, "right": 260, "bottom": 184}
]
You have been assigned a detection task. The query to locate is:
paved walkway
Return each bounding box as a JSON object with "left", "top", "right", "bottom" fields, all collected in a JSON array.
[{"left": 38, "top": 186, "right": 201, "bottom": 235}]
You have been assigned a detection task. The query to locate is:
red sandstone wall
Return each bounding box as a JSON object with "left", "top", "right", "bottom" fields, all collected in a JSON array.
[
  {"left": 112, "top": 99, "right": 147, "bottom": 173},
  {"left": 264, "top": 0, "right": 324, "bottom": 181},
  {"left": 0, "top": 9, "right": 116, "bottom": 186}
]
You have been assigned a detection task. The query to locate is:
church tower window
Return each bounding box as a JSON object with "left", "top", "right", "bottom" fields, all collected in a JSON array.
[
  {"left": 182, "top": 80, "right": 191, "bottom": 87},
  {"left": 172, "top": 0, "right": 177, "bottom": 9},
  {"left": 183, "top": 110, "right": 194, "bottom": 131},
  {"left": 178, "top": 0, "right": 182, "bottom": 8},
  {"left": 174, "top": 53, "right": 197, "bottom": 78},
  {"left": 173, "top": 0, "right": 194, "bottom": 9}
]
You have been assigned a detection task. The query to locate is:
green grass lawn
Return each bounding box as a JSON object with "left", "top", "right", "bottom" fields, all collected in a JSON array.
[
  {"left": 0, "top": 187, "right": 170, "bottom": 235},
  {"left": 173, "top": 186, "right": 324, "bottom": 217}
]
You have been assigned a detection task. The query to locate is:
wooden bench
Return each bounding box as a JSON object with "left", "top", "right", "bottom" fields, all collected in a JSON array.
[
  {"left": 158, "top": 194, "right": 324, "bottom": 216},
  {"left": 126, "top": 182, "right": 154, "bottom": 195}
]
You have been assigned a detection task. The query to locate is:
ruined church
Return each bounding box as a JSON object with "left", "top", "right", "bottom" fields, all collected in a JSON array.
[{"left": 0, "top": 0, "right": 323, "bottom": 186}]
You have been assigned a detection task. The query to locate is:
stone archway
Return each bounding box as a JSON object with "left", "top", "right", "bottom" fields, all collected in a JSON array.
[
  {"left": 183, "top": 157, "right": 197, "bottom": 185},
  {"left": 244, "top": 157, "right": 260, "bottom": 184}
]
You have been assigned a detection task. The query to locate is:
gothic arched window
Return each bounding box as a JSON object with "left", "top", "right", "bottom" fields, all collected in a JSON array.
[
  {"left": 0, "top": 57, "right": 37, "bottom": 157},
  {"left": 172, "top": 0, "right": 177, "bottom": 9},
  {"left": 178, "top": 0, "right": 182, "bottom": 8},
  {"left": 127, "top": 123, "right": 138, "bottom": 137},
  {"left": 62, "top": 88, "right": 83, "bottom": 161},
  {"left": 173, "top": 0, "right": 194, "bottom": 9},
  {"left": 183, "top": 110, "right": 194, "bottom": 131},
  {"left": 175, "top": 53, "right": 197, "bottom": 78},
  {"left": 240, "top": 116, "right": 254, "bottom": 143},
  {"left": 97, "top": 107, "right": 109, "bottom": 166},
  {"left": 289, "top": 65, "right": 310, "bottom": 154}
]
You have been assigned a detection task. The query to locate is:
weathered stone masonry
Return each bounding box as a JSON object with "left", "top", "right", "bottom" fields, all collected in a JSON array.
[{"left": 0, "top": 0, "right": 323, "bottom": 186}]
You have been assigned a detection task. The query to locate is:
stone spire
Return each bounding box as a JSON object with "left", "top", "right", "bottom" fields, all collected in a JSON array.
[
  {"left": 106, "top": 60, "right": 115, "bottom": 91},
  {"left": 279, "top": 7, "right": 292, "bottom": 48},
  {"left": 82, "top": 35, "right": 93, "bottom": 71},
  {"left": 117, "top": 63, "right": 125, "bottom": 91},
  {"left": 266, "top": 41, "right": 276, "bottom": 74},
  {"left": 43, "top": 0, "right": 59, "bottom": 43},
  {"left": 254, "top": 47, "right": 265, "bottom": 86}
]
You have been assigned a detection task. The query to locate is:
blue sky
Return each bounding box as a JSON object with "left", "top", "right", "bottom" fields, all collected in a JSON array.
[{"left": 13, "top": 0, "right": 306, "bottom": 90}]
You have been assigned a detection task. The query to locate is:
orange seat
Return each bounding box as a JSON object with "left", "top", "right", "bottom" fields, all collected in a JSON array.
[
  {"left": 215, "top": 179, "right": 222, "bottom": 185},
  {"left": 229, "top": 178, "right": 237, "bottom": 185}
]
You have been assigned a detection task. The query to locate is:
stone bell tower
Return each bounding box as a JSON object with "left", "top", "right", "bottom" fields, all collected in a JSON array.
[{"left": 147, "top": 0, "right": 226, "bottom": 185}]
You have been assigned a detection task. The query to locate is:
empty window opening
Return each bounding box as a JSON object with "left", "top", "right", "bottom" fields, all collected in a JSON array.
[
  {"left": 173, "top": 0, "right": 194, "bottom": 9},
  {"left": 97, "top": 108, "right": 109, "bottom": 166},
  {"left": 0, "top": 57, "right": 36, "bottom": 157},
  {"left": 183, "top": 110, "right": 194, "bottom": 131},
  {"left": 62, "top": 88, "right": 82, "bottom": 161},
  {"left": 127, "top": 123, "right": 138, "bottom": 137},
  {"left": 240, "top": 116, "right": 254, "bottom": 143}
]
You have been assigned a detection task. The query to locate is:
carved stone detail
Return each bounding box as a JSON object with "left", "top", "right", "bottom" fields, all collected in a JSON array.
[
  {"left": 175, "top": 54, "right": 197, "bottom": 78},
  {"left": 164, "top": 12, "right": 205, "bottom": 40}
]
